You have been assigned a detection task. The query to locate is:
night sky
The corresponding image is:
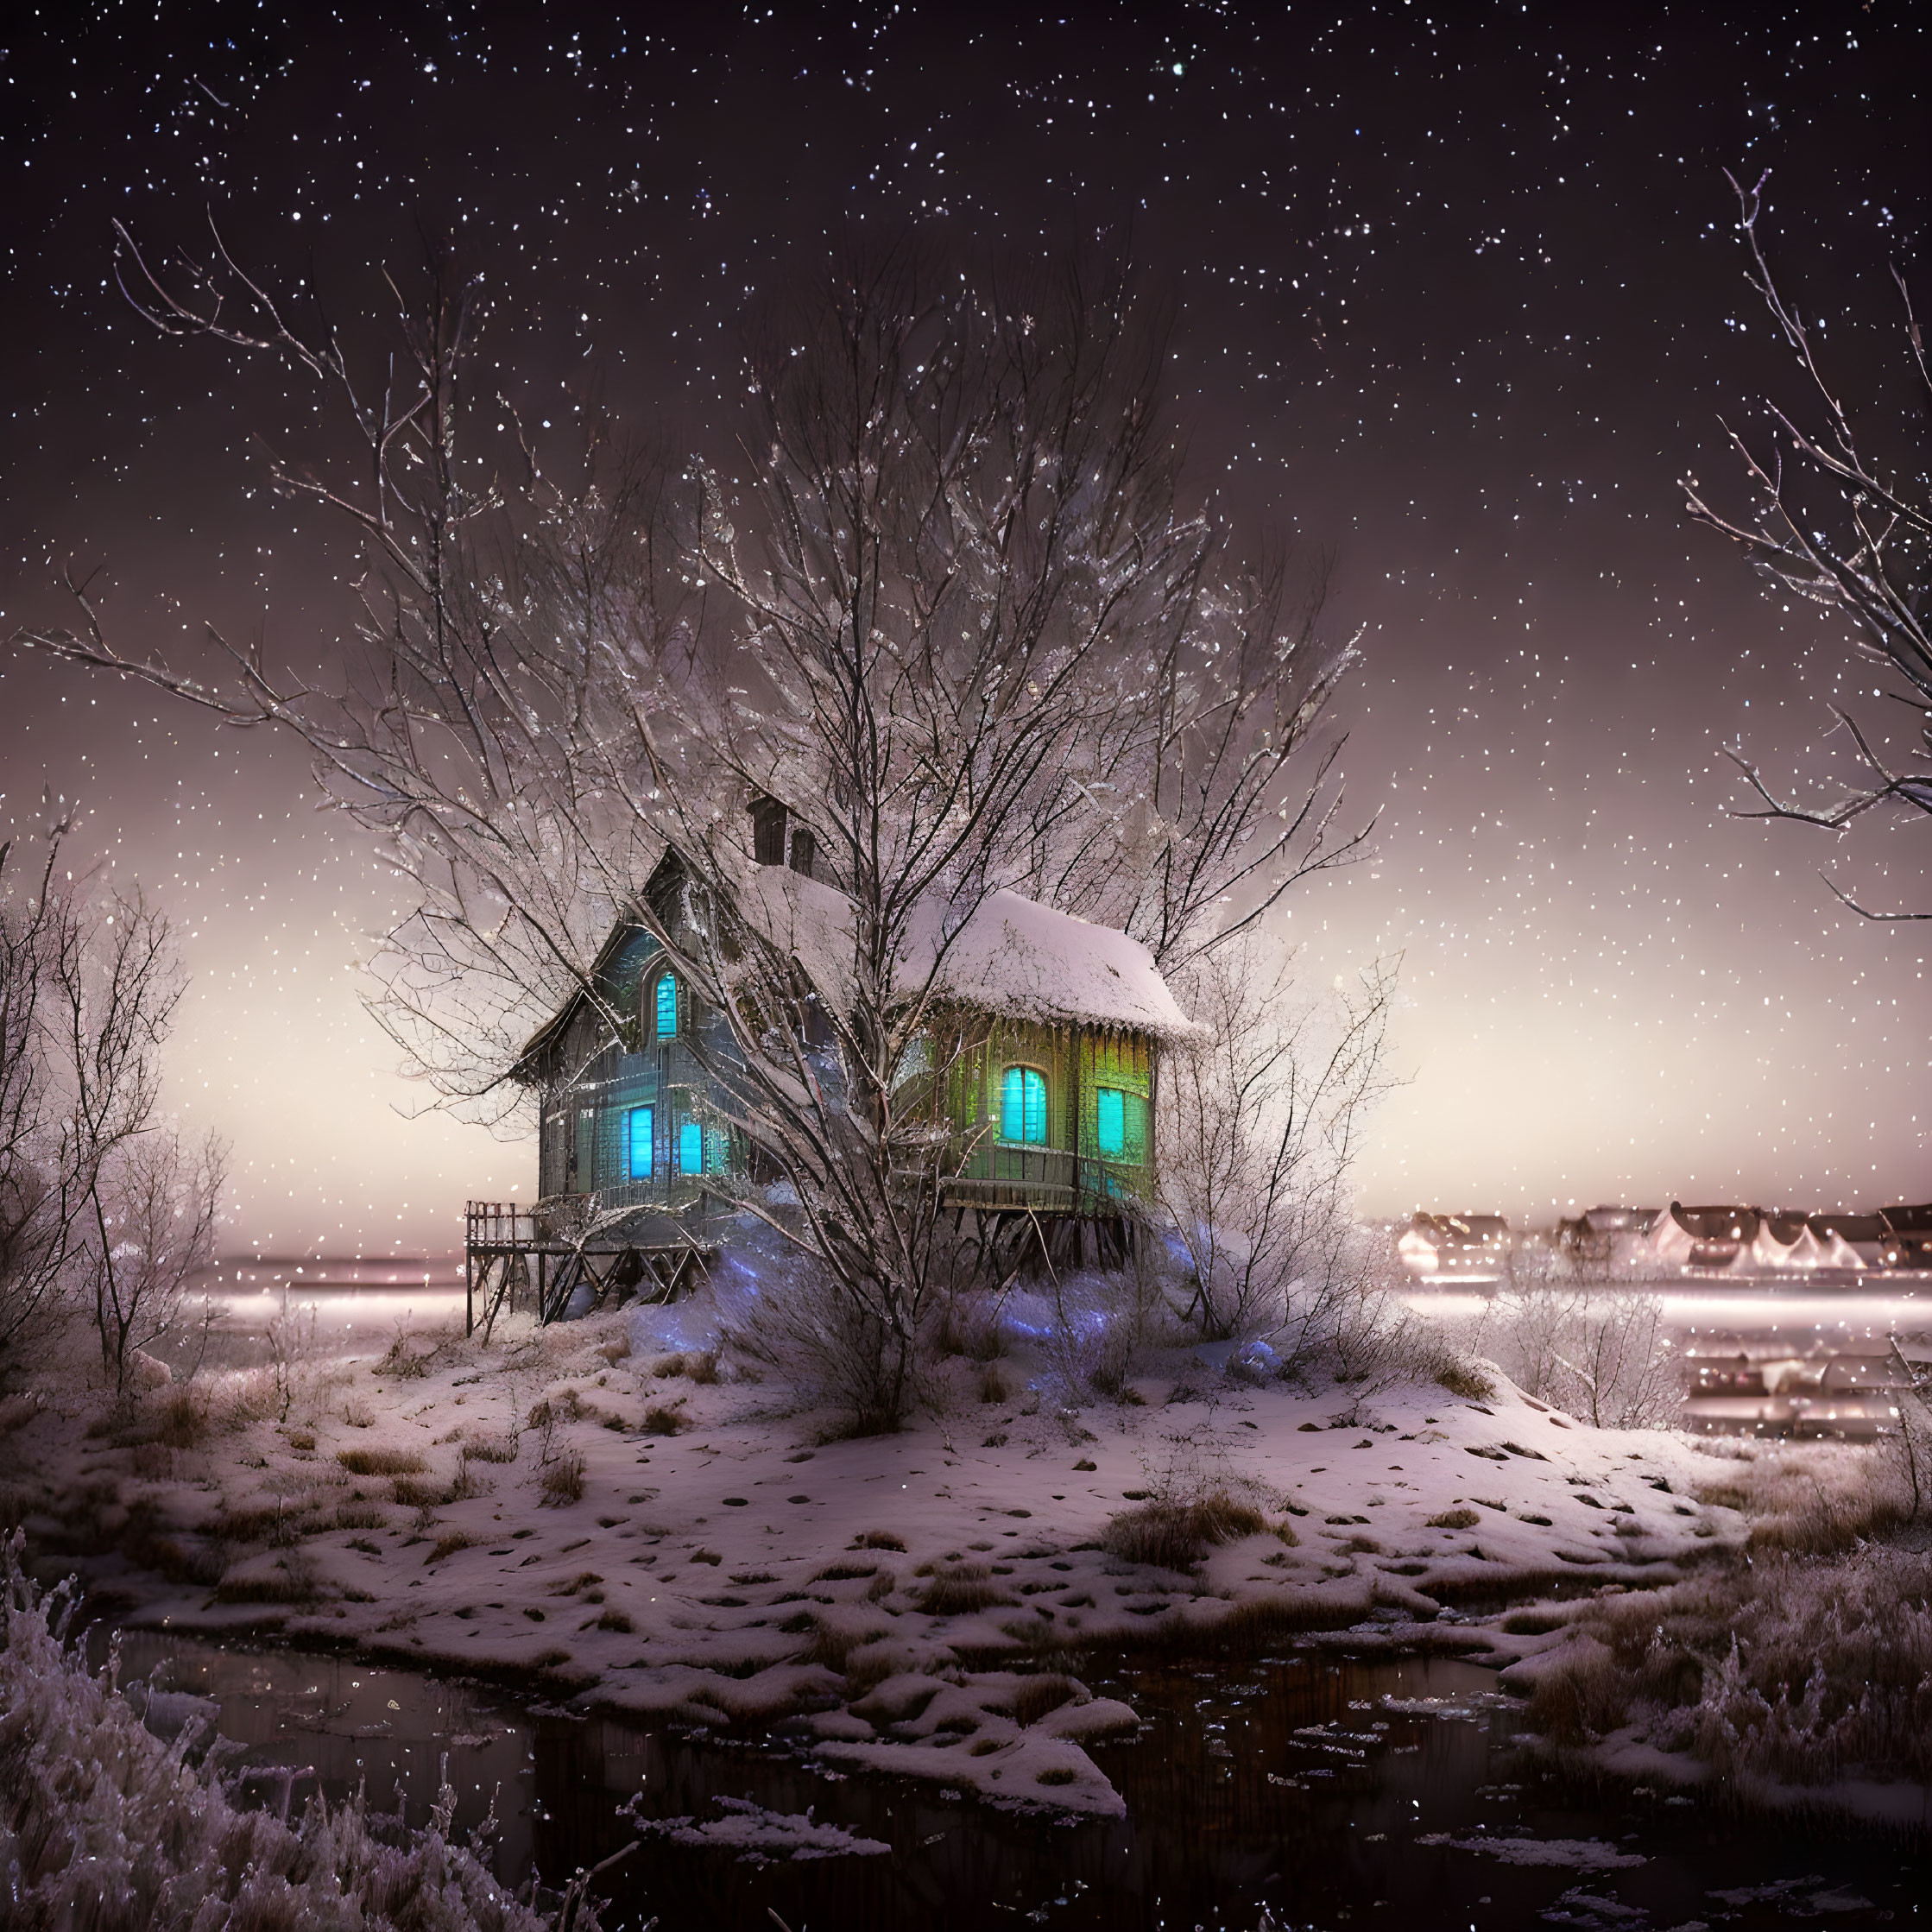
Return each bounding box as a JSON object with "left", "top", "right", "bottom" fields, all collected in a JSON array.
[{"left": 3, "top": 2, "right": 1927, "bottom": 1257}]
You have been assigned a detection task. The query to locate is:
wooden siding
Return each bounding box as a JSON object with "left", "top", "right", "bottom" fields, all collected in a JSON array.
[
  {"left": 942, "top": 1018, "right": 1156, "bottom": 1208},
  {"left": 535, "top": 912, "right": 1163, "bottom": 1221}
]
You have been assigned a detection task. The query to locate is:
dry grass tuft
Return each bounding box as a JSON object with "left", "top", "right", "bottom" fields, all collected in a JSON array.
[
  {"left": 1435, "top": 1361, "right": 1497, "bottom": 1401},
  {"left": 649, "top": 1350, "right": 718, "bottom": 1384},
  {"left": 155, "top": 1387, "right": 209, "bottom": 1449},
  {"left": 337, "top": 1445, "right": 427, "bottom": 1477},
  {"left": 1692, "top": 1445, "right": 1910, "bottom": 1556},
  {"left": 459, "top": 1435, "right": 518, "bottom": 1465},
  {"left": 540, "top": 1449, "right": 586, "bottom": 1506},
  {"left": 596, "top": 1607, "right": 635, "bottom": 1632},
  {"left": 915, "top": 1563, "right": 1020, "bottom": 1615},
  {"left": 1100, "top": 1490, "right": 1266, "bottom": 1571},
  {"left": 426, "top": 1531, "right": 479, "bottom": 1564},
  {"left": 527, "top": 1390, "right": 587, "bottom": 1428},
  {"left": 1010, "top": 1675, "right": 1083, "bottom": 1727},
  {"left": 856, "top": 1529, "right": 906, "bottom": 1551},
  {"left": 1526, "top": 1441, "right": 1932, "bottom": 1790},
  {"left": 1428, "top": 1507, "right": 1483, "bottom": 1530},
  {"left": 641, "top": 1399, "right": 690, "bottom": 1436}
]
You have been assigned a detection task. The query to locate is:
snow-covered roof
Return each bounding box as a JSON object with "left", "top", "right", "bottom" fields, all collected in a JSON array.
[{"left": 735, "top": 866, "right": 1199, "bottom": 1043}]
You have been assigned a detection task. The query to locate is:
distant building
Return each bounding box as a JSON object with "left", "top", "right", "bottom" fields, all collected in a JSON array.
[
  {"left": 1398, "top": 1212, "right": 1512, "bottom": 1278},
  {"left": 1649, "top": 1204, "right": 1758, "bottom": 1271},
  {"left": 1879, "top": 1203, "right": 1932, "bottom": 1268},
  {"left": 1555, "top": 1205, "right": 1663, "bottom": 1269},
  {"left": 1808, "top": 1213, "right": 1893, "bottom": 1267}
]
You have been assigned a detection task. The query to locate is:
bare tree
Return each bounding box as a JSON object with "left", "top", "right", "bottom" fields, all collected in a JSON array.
[
  {"left": 1156, "top": 940, "right": 1396, "bottom": 1356},
  {"left": 0, "top": 839, "right": 84, "bottom": 1386},
  {"left": 12, "top": 226, "right": 1365, "bottom": 1429},
  {"left": 82, "top": 1127, "right": 225, "bottom": 1396},
  {"left": 50, "top": 881, "right": 223, "bottom": 1394},
  {"left": 0, "top": 839, "right": 219, "bottom": 1392},
  {"left": 1685, "top": 171, "right": 1932, "bottom": 917}
]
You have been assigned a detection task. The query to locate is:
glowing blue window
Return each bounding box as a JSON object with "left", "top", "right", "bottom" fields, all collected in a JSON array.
[
  {"left": 679, "top": 1121, "right": 704, "bottom": 1174},
  {"left": 1001, "top": 1066, "right": 1047, "bottom": 1145},
  {"left": 1095, "top": 1087, "right": 1127, "bottom": 1159},
  {"left": 654, "top": 974, "right": 678, "bottom": 1038},
  {"left": 626, "top": 1106, "right": 653, "bottom": 1180}
]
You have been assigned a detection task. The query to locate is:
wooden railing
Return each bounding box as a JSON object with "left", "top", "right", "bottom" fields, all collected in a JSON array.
[
  {"left": 465, "top": 1201, "right": 542, "bottom": 1247},
  {"left": 940, "top": 1151, "right": 1144, "bottom": 1211}
]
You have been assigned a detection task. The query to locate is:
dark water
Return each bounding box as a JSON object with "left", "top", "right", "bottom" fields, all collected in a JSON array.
[{"left": 98, "top": 1630, "right": 1922, "bottom": 1931}]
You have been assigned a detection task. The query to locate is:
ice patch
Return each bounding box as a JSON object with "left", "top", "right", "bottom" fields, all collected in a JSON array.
[
  {"left": 1706, "top": 1877, "right": 1868, "bottom": 1913},
  {"left": 1417, "top": 1834, "right": 1647, "bottom": 1871},
  {"left": 1541, "top": 1887, "right": 1650, "bottom": 1928},
  {"left": 622, "top": 1796, "right": 889, "bottom": 1865}
]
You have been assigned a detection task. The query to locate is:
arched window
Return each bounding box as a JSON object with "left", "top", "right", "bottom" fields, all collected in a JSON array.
[
  {"left": 654, "top": 973, "right": 678, "bottom": 1039},
  {"left": 1000, "top": 1065, "right": 1047, "bottom": 1145},
  {"left": 1095, "top": 1086, "right": 1127, "bottom": 1159}
]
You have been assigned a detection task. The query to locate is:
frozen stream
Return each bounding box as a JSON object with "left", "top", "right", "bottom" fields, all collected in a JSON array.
[{"left": 95, "top": 1628, "right": 1921, "bottom": 1930}]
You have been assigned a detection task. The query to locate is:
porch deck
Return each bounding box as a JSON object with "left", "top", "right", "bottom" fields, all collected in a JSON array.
[{"left": 463, "top": 1199, "right": 718, "bottom": 1334}]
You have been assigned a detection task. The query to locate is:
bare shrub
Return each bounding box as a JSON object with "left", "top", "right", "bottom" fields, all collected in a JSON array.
[
  {"left": 1476, "top": 1287, "right": 1676, "bottom": 1428},
  {"left": 376, "top": 1321, "right": 433, "bottom": 1380},
  {"left": 540, "top": 1449, "right": 586, "bottom": 1506},
  {"left": 336, "top": 1445, "right": 426, "bottom": 1477},
  {"left": 1157, "top": 943, "right": 1396, "bottom": 1355},
  {"left": 723, "top": 1254, "right": 911, "bottom": 1436},
  {"left": 1101, "top": 1490, "right": 1266, "bottom": 1571},
  {"left": 936, "top": 1293, "right": 1005, "bottom": 1363}
]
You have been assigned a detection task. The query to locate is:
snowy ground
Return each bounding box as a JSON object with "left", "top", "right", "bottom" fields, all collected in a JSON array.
[{"left": 7, "top": 1290, "right": 1753, "bottom": 1821}]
